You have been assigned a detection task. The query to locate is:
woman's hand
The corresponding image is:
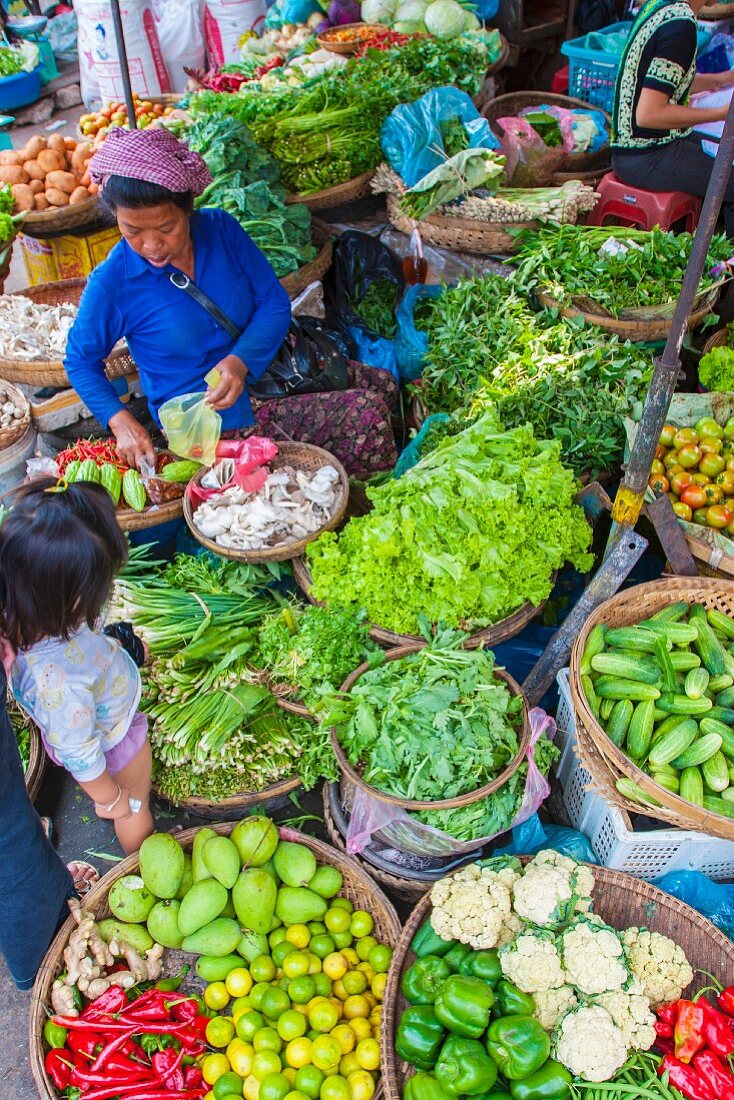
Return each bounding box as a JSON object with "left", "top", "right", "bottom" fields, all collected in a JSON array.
[
  {"left": 206, "top": 354, "right": 248, "bottom": 410},
  {"left": 108, "top": 409, "right": 156, "bottom": 471}
]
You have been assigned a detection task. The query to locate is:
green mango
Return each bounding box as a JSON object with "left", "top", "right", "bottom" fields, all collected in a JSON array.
[
  {"left": 203, "top": 835, "right": 241, "bottom": 889},
  {"left": 221, "top": 894, "right": 236, "bottom": 919},
  {"left": 273, "top": 842, "right": 316, "bottom": 888},
  {"left": 175, "top": 855, "right": 194, "bottom": 901},
  {"left": 139, "top": 833, "right": 185, "bottom": 899},
  {"left": 192, "top": 828, "right": 217, "bottom": 882},
  {"left": 177, "top": 879, "right": 228, "bottom": 937},
  {"left": 233, "top": 867, "right": 276, "bottom": 933},
  {"left": 97, "top": 919, "right": 153, "bottom": 953},
  {"left": 195, "top": 954, "right": 245, "bottom": 982},
  {"left": 237, "top": 929, "right": 269, "bottom": 963},
  {"left": 308, "top": 865, "right": 343, "bottom": 899},
  {"left": 260, "top": 859, "right": 279, "bottom": 884},
  {"left": 147, "top": 900, "right": 184, "bottom": 949},
  {"left": 108, "top": 875, "right": 156, "bottom": 923},
  {"left": 231, "top": 817, "right": 278, "bottom": 867},
  {"left": 275, "top": 887, "right": 328, "bottom": 926},
  {"left": 181, "top": 917, "right": 241, "bottom": 957}
]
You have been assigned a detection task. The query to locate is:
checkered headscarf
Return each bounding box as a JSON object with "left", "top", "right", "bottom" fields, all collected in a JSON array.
[{"left": 89, "top": 127, "right": 212, "bottom": 196}]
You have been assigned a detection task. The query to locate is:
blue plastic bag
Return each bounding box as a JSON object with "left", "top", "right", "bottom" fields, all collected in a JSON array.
[
  {"left": 265, "top": 0, "right": 323, "bottom": 29},
  {"left": 394, "top": 413, "right": 450, "bottom": 479},
  {"left": 475, "top": 0, "right": 499, "bottom": 18},
  {"left": 394, "top": 284, "right": 443, "bottom": 382},
  {"left": 347, "top": 325, "right": 398, "bottom": 382},
  {"left": 381, "top": 87, "right": 500, "bottom": 189},
  {"left": 655, "top": 871, "right": 734, "bottom": 940},
  {"left": 495, "top": 813, "right": 600, "bottom": 864}
]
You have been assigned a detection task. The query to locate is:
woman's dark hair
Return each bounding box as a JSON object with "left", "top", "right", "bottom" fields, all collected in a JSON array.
[
  {"left": 102, "top": 174, "right": 195, "bottom": 216},
  {"left": 0, "top": 476, "right": 128, "bottom": 650}
]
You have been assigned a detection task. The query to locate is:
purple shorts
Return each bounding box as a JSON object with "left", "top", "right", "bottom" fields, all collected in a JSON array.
[{"left": 41, "top": 712, "right": 149, "bottom": 777}]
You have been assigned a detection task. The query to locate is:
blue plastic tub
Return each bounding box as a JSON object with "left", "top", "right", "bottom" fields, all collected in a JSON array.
[{"left": 0, "top": 67, "right": 41, "bottom": 111}]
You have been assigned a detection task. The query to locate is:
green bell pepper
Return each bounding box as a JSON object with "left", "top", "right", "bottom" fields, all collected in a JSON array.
[
  {"left": 396, "top": 1005, "right": 446, "bottom": 1070},
  {"left": 458, "top": 950, "right": 501, "bottom": 985},
  {"left": 435, "top": 1036, "right": 499, "bottom": 1096},
  {"left": 410, "top": 920, "right": 456, "bottom": 959},
  {"left": 403, "top": 956, "right": 453, "bottom": 1005},
  {"left": 43, "top": 1020, "right": 68, "bottom": 1049},
  {"left": 486, "top": 1016, "right": 550, "bottom": 1081},
  {"left": 494, "top": 980, "right": 536, "bottom": 1017},
  {"left": 434, "top": 975, "right": 494, "bottom": 1038},
  {"left": 404, "top": 1071, "right": 454, "bottom": 1100},
  {"left": 443, "top": 943, "right": 472, "bottom": 971},
  {"left": 508, "top": 1061, "right": 573, "bottom": 1100}
]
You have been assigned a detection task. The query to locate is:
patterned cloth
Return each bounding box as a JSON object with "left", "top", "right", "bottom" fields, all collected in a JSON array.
[
  {"left": 89, "top": 127, "right": 212, "bottom": 195},
  {"left": 11, "top": 625, "right": 142, "bottom": 782}
]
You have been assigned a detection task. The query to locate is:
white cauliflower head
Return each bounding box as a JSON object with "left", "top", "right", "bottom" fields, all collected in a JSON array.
[
  {"left": 554, "top": 1005, "right": 628, "bottom": 1082},
  {"left": 497, "top": 910, "right": 526, "bottom": 948},
  {"left": 621, "top": 927, "right": 693, "bottom": 1009},
  {"left": 499, "top": 928, "right": 565, "bottom": 993},
  {"left": 593, "top": 989, "right": 656, "bottom": 1052},
  {"left": 560, "top": 915, "right": 630, "bottom": 996},
  {"left": 513, "top": 850, "right": 594, "bottom": 929},
  {"left": 533, "top": 985, "right": 579, "bottom": 1031},
  {"left": 430, "top": 863, "right": 512, "bottom": 949}
]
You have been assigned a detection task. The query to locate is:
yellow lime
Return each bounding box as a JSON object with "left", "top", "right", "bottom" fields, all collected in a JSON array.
[
  {"left": 203, "top": 1054, "right": 232, "bottom": 1086},
  {"left": 251, "top": 984, "right": 272, "bottom": 1011},
  {"left": 348, "top": 1071, "right": 374, "bottom": 1100},
  {"left": 342, "top": 971, "right": 367, "bottom": 997},
  {"left": 329, "top": 998, "right": 344, "bottom": 1021},
  {"left": 278, "top": 1010, "right": 308, "bottom": 1042},
  {"left": 308, "top": 922, "right": 327, "bottom": 937},
  {"left": 354, "top": 1039, "right": 379, "bottom": 1072},
  {"left": 308, "top": 999, "right": 339, "bottom": 1033},
  {"left": 207, "top": 1018, "right": 236, "bottom": 1048},
  {"left": 205, "top": 983, "right": 231, "bottom": 1011},
  {"left": 332, "top": 980, "right": 348, "bottom": 1003},
  {"left": 285, "top": 924, "right": 311, "bottom": 949},
  {"left": 354, "top": 938, "right": 376, "bottom": 963},
  {"left": 339, "top": 1055, "right": 360, "bottom": 1079},
  {"left": 368, "top": 1007, "right": 381, "bottom": 1030},
  {"left": 254, "top": 1028, "right": 283, "bottom": 1054},
  {"left": 283, "top": 1069, "right": 297, "bottom": 1087},
  {"left": 286, "top": 1037, "right": 313, "bottom": 1069},
  {"left": 259, "top": 1073, "right": 291, "bottom": 1100},
  {"left": 229, "top": 1042, "right": 256, "bottom": 1078},
  {"left": 283, "top": 952, "right": 311, "bottom": 980},
  {"left": 227, "top": 969, "right": 255, "bottom": 998},
  {"left": 349, "top": 913, "right": 373, "bottom": 939},
  {"left": 343, "top": 997, "right": 369, "bottom": 1022},
  {"left": 320, "top": 1075, "right": 351, "bottom": 1100},
  {"left": 370, "top": 974, "right": 386, "bottom": 1001},
  {"left": 322, "top": 953, "right": 348, "bottom": 981},
  {"left": 232, "top": 997, "right": 255, "bottom": 1021},
  {"left": 214, "top": 1072, "right": 245, "bottom": 1100},
  {"left": 331, "top": 1025, "right": 355, "bottom": 1055},
  {"left": 251, "top": 955, "right": 277, "bottom": 984},
  {"left": 273, "top": 941, "right": 298, "bottom": 968},
  {"left": 253, "top": 1051, "right": 283, "bottom": 1082},
  {"left": 324, "top": 909, "right": 351, "bottom": 935},
  {"left": 341, "top": 948, "right": 359, "bottom": 968},
  {"left": 285, "top": 1092, "right": 312, "bottom": 1100},
  {"left": 364, "top": 994, "right": 377, "bottom": 1011},
  {"left": 243, "top": 1075, "right": 261, "bottom": 1100},
  {"left": 307, "top": 954, "right": 322, "bottom": 975},
  {"left": 270, "top": 928, "right": 288, "bottom": 949},
  {"left": 311, "top": 1035, "right": 343, "bottom": 1073},
  {"left": 348, "top": 1020, "right": 371, "bottom": 1043}
]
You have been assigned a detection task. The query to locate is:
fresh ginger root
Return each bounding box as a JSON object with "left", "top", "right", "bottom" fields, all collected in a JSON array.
[{"left": 51, "top": 979, "right": 79, "bottom": 1017}]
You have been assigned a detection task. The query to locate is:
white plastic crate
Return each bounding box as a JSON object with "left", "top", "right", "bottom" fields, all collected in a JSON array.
[{"left": 554, "top": 669, "right": 734, "bottom": 881}]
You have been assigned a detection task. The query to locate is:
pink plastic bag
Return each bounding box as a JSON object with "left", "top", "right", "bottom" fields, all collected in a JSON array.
[
  {"left": 496, "top": 108, "right": 574, "bottom": 186},
  {"left": 345, "top": 708, "right": 557, "bottom": 858},
  {"left": 186, "top": 436, "right": 278, "bottom": 504}
]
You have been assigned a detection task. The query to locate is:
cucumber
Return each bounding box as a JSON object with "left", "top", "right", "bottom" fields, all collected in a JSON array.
[
  {"left": 603, "top": 627, "right": 660, "bottom": 653},
  {"left": 626, "top": 699, "right": 657, "bottom": 760},
  {"left": 702, "top": 751, "right": 730, "bottom": 793},
  {"left": 580, "top": 623, "right": 606, "bottom": 676},
  {"left": 722, "top": 788, "right": 734, "bottom": 804},
  {"left": 640, "top": 619, "right": 699, "bottom": 646},
  {"left": 615, "top": 777, "right": 661, "bottom": 807},
  {"left": 650, "top": 601, "right": 690, "bottom": 623},
  {"left": 581, "top": 674, "right": 599, "bottom": 719},
  {"left": 594, "top": 678, "right": 661, "bottom": 702},
  {"left": 709, "top": 674, "right": 734, "bottom": 694},
  {"left": 651, "top": 714, "right": 689, "bottom": 745},
  {"left": 653, "top": 772, "right": 680, "bottom": 794},
  {"left": 648, "top": 719, "right": 698, "bottom": 769},
  {"left": 590, "top": 653, "right": 661, "bottom": 685},
  {"left": 680, "top": 767, "right": 704, "bottom": 807},
  {"left": 690, "top": 604, "right": 727, "bottom": 676},
  {"left": 605, "top": 699, "right": 634, "bottom": 748},
  {"left": 707, "top": 706, "right": 734, "bottom": 726},
  {"left": 703, "top": 794, "right": 734, "bottom": 819},
  {"left": 684, "top": 668, "right": 710, "bottom": 700},
  {"left": 728, "top": 763, "right": 734, "bottom": 785},
  {"left": 599, "top": 698, "right": 615, "bottom": 722},
  {"left": 700, "top": 717, "right": 734, "bottom": 760},
  {"left": 714, "top": 686, "right": 734, "bottom": 708},
  {"left": 656, "top": 694, "right": 713, "bottom": 715},
  {"left": 707, "top": 608, "right": 734, "bottom": 641},
  {"left": 668, "top": 651, "right": 701, "bottom": 672},
  {"left": 671, "top": 733, "right": 723, "bottom": 770}
]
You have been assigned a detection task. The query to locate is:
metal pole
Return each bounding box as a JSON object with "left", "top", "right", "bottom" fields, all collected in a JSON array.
[{"left": 109, "top": 0, "right": 137, "bottom": 129}]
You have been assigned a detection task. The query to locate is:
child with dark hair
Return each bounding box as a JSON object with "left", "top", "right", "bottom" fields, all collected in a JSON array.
[{"left": 0, "top": 477, "right": 154, "bottom": 854}]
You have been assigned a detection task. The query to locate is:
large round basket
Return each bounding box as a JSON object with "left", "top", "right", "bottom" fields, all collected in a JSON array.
[
  {"left": 0, "top": 379, "right": 31, "bottom": 451},
  {"left": 702, "top": 327, "right": 730, "bottom": 357},
  {"left": 482, "top": 92, "right": 611, "bottom": 175},
  {"left": 381, "top": 867, "right": 734, "bottom": 1100},
  {"left": 287, "top": 171, "right": 375, "bottom": 212},
  {"left": 317, "top": 22, "right": 379, "bottom": 54},
  {"left": 280, "top": 221, "right": 334, "bottom": 298},
  {"left": 570, "top": 577, "right": 734, "bottom": 841},
  {"left": 184, "top": 442, "right": 349, "bottom": 563},
  {"left": 0, "top": 279, "right": 134, "bottom": 386},
  {"left": 386, "top": 194, "right": 534, "bottom": 256},
  {"left": 30, "top": 823, "right": 402, "bottom": 1100},
  {"left": 292, "top": 556, "right": 553, "bottom": 649},
  {"left": 19, "top": 194, "right": 103, "bottom": 238},
  {"left": 330, "top": 644, "right": 530, "bottom": 811},
  {"left": 701, "top": 2, "right": 734, "bottom": 16},
  {"left": 116, "top": 495, "right": 184, "bottom": 532},
  {"left": 536, "top": 289, "right": 718, "bottom": 343},
  {"left": 25, "top": 722, "right": 46, "bottom": 803},
  {"left": 153, "top": 774, "right": 302, "bottom": 820}
]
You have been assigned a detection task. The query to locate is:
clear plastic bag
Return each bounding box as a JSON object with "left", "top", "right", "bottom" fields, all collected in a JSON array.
[
  {"left": 345, "top": 708, "right": 556, "bottom": 857},
  {"left": 159, "top": 391, "right": 221, "bottom": 465}
]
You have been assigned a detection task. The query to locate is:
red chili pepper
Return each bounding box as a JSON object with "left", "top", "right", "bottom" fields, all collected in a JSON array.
[
  {"left": 151, "top": 1047, "right": 184, "bottom": 1083},
  {"left": 658, "top": 1002, "right": 680, "bottom": 1025},
  {"left": 674, "top": 1000, "right": 707, "bottom": 1063},
  {"left": 659, "top": 1055, "right": 717, "bottom": 1100},
  {"left": 656, "top": 1018, "right": 674, "bottom": 1038},
  {"left": 697, "top": 997, "right": 734, "bottom": 1056},
  {"left": 90, "top": 1028, "right": 140, "bottom": 1072},
  {"left": 80, "top": 1086, "right": 206, "bottom": 1100},
  {"left": 655, "top": 1035, "right": 675, "bottom": 1056},
  {"left": 66, "top": 1030, "right": 104, "bottom": 1057},
  {"left": 45, "top": 1048, "right": 72, "bottom": 1090},
  {"left": 170, "top": 999, "right": 198, "bottom": 1024},
  {"left": 53, "top": 1016, "right": 134, "bottom": 1032},
  {"left": 71, "top": 1056, "right": 152, "bottom": 1088},
  {"left": 719, "top": 987, "right": 734, "bottom": 1018},
  {"left": 119, "top": 990, "right": 175, "bottom": 1023},
  {"left": 82, "top": 985, "right": 128, "bottom": 1019},
  {"left": 693, "top": 1051, "right": 734, "bottom": 1100},
  {"left": 184, "top": 1066, "right": 203, "bottom": 1088}
]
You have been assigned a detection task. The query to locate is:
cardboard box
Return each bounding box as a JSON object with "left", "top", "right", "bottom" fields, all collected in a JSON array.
[{"left": 20, "top": 225, "right": 121, "bottom": 286}]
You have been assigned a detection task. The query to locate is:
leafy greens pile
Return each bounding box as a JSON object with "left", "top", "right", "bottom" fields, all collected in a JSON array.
[
  {"left": 698, "top": 344, "right": 734, "bottom": 392},
  {"left": 191, "top": 36, "right": 488, "bottom": 194},
  {"left": 352, "top": 279, "right": 400, "bottom": 338},
  {"left": 415, "top": 275, "right": 652, "bottom": 476},
  {"left": 325, "top": 632, "right": 524, "bottom": 802},
  {"left": 8, "top": 698, "right": 30, "bottom": 773},
  {"left": 511, "top": 224, "right": 731, "bottom": 317},
  {"left": 306, "top": 412, "right": 594, "bottom": 634}
]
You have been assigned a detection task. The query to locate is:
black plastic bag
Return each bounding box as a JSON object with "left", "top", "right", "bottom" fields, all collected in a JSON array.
[{"left": 248, "top": 316, "right": 351, "bottom": 401}]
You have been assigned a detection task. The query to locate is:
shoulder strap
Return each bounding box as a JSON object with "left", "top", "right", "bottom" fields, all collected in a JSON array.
[{"left": 169, "top": 272, "right": 244, "bottom": 342}]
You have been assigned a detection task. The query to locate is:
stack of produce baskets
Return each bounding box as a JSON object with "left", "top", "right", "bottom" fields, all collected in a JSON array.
[
  {"left": 569, "top": 577, "right": 734, "bottom": 841},
  {"left": 385, "top": 192, "right": 536, "bottom": 256}
]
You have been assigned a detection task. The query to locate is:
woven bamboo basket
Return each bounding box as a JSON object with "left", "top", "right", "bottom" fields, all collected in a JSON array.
[
  {"left": 536, "top": 288, "right": 718, "bottom": 343},
  {"left": 20, "top": 194, "right": 103, "bottom": 238},
  {"left": 482, "top": 92, "right": 612, "bottom": 175},
  {"left": 292, "top": 556, "right": 554, "bottom": 650},
  {"left": 273, "top": 693, "right": 313, "bottom": 718},
  {"left": 0, "top": 240, "right": 12, "bottom": 295},
  {"left": 381, "top": 867, "right": 734, "bottom": 1100},
  {"left": 702, "top": 327, "right": 730, "bottom": 356},
  {"left": 25, "top": 722, "right": 46, "bottom": 804},
  {"left": 386, "top": 193, "right": 534, "bottom": 256},
  {"left": 30, "top": 823, "right": 402, "bottom": 1100},
  {"left": 280, "top": 237, "right": 334, "bottom": 298},
  {"left": 287, "top": 171, "right": 376, "bottom": 212},
  {"left": 116, "top": 495, "right": 184, "bottom": 532},
  {"left": 330, "top": 644, "right": 530, "bottom": 811},
  {"left": 323, "top": 783, "right": 431, "bottom": 903},
  {"left": 75, "top": 95, "right": 183, "bottom": 140},
  {"left": 0, "top": 279, "right": 134, "bottom": 386},
  {"left": 569, "top": 577, "right": 734, "bottom": 841},
  {"left": 317, "top": 22, "right": 378, "bottom": 54},
  {"left": 701, "top": 2, "right": 734, "bottom": 16},
  {"left": 0, "top": 379, "right": 30, "bottom": 451},
  {"left": 152, "top": 774, "right": 302, "bottom": 820},
  {"left": 184, "top": 442, "right": 349, "bottom": 563}
]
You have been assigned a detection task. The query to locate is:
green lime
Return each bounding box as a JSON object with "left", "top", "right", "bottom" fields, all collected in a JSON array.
[
  {"left": 236, "top": 1010, "right": 265, "bottom": 1043},
  {"left": 288, "top": 976, "right": 316, "bottom": 1005},
  {"left": 295, "top": 1066, "right": 324, "bottom": 1099},
  {"left": 307, "top": 922, "right": 326, "bottom": 937},
  {"left": 312, "top": 973, "right": 332, "bottom": 998},
  {"left": 331, "top": 931, "right": 353, "bottom": 950},
  {"left": 254, "top": 1027, "right": 284, "bottom": 1053},
  {"left": 214, "top": 1073, "right": 245, "bottom": 1100},
  {"left": 261, "top": 986, "right": 291, "bottom": 1021},
  {"left": 260, "top": 1074, "right": 291, "bottom": 1100},
  {"left": 273, "top": 941, "right": 298, "bottom": 967},
  {"left": 309, "top": 935, "right": 335, "bottom": 961},
  {"left": 250, "top": 982, "right": 272, "bottom": 1011}
]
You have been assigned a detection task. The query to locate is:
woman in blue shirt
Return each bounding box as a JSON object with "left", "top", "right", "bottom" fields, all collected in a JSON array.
[{"left": 65, "top": 128, "right": 292, "bottom": 471}]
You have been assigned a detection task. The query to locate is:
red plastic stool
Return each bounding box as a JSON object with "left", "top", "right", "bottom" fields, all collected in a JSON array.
[
  {"left": 587, "top": 172, "right": 702, "bottom": 232},
  {"left": 551, "top": 65, "right": 569, "bottom": 95}
]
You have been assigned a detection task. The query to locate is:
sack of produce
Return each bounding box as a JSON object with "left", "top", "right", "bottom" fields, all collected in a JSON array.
[
  {"left": 156, "top": 0, "right": 206, "bottom": 93},
  {"left": 204, "top": 0, "right": 267, "bottom": 67},
  {"left": 75, "top": 0, "right": 171, "bottom": 106}
]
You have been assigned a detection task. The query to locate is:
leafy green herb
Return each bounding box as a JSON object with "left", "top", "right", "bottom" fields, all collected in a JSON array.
[
  {"left": 698, "top": 345, "right": 734, "bottom": 392},
  {"left": 352, "top": 279, "right": 400, "bottom": 338}
]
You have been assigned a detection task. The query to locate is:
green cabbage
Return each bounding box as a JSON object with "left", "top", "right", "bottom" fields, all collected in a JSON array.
[
  {"left": 424, "top": 0, "right": 467, "bottom": 37},
  {"left": 361, "top": 0, "right": 398, "bottom": 21}
]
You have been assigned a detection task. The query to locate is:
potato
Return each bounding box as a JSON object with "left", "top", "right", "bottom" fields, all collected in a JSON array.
[
  {"left": 70, "top": 144, "right": 92, "bottom": 176},
  {"left": 33, "top": 193, "right": 49, "bottom": 210},
  {"left": 0, "top": 165, "right": 29, "bottom": 186},
  {"left": 37, "top": 149, "right": 66, "bottom": 174},
  {"left": 45, "top": 187, "right": 69, "bottom": 207},
  {"left": 0, "top": 151, "right": 22, "bottom": 166},
  {"left": 46, "top": 170, "right": 77, "bottom": 194},
  {"left": 69, "top": 186, "right": 90, "bottom": 205},
  {"left": 63, "top": 136, "right": 76, "bottom": 150},
  {"left": 47, "top": 134, "right": 67, "bottom": 154},
  {"left": 18, "top": 136, "right": 45, "bottom": 161},
  {"left": 11, "top": 183, "right": 34, "bottom": 212},
  {"left": 28, "top": 179, "right": 44, "bottom": 195},
  {"left": 23, "top": 159, "right": 45, "bottom": 181}
]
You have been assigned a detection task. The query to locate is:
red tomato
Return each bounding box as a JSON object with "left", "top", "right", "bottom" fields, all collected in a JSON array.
[
  {"left": 707, "top": 504, "right": 733, "bottom": 529},
  {"left": 674, "top": 428, "right": 699, "bottom": 449},
  {"left": 648, "top": 475, "right": 670, "bottom": 494},
  {"left": 670, "top": 471, "right": 694, "bottom": 496},
  {"left": 678, "top": 444, "right": 703, "bottom": 469},
  {"left": 672, "top": 501, "right": 693, "bottom": 521},
  {"left": 681, "top": 486, "right": 708, "bottom": 510}
]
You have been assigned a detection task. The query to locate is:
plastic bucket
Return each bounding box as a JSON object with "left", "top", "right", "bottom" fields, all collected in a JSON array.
[
  {"left": 0, "top": 67, "right": 42, "bottom": 111},
  {"left": 0, "top": 425, "right": 36, "bottom": 496}
]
